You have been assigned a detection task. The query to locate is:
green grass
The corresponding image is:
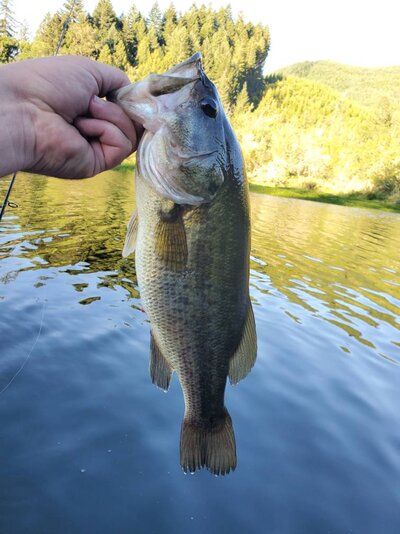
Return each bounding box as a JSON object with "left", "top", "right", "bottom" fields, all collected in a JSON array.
[
  {"left": 113, "top": 163, "right": 399, "bottom": 212},
  {"left": 115, "top": 161, "right": 136, "bottom": 171},
  {"left": 249, "top": 184, "right": 400, "bottom": 213}
]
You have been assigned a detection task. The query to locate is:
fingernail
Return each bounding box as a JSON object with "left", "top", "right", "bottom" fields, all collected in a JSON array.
[{"left": 92, "top": 95, "right": 104, "bottom": 105}]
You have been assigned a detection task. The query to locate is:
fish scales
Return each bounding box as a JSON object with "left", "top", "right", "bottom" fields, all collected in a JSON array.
[
  {"left": 112, "top": 53, "right": 257, "bottom": 475},
  {"left": 136, "top": 170, "right": 250, "bottom": 415}
]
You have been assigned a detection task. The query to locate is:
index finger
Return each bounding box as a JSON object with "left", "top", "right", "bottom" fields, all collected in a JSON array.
[{"left": 81, "top": 57, "right": 131, "bottom": 97}]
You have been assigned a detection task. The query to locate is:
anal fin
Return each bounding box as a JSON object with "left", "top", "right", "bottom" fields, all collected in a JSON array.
[
  {"left": 122, "top": 209, "right": 138, "bottom": 258},
  {"left": 228, "top": 301, "right": 257, "bottom": 385},
  {"left": 150, "top": 332, "right": 172, "bottom": 391}
]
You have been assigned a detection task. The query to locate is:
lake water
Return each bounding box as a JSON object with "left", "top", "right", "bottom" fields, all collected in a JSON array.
[{"left": 1, "top": 171, "right": 399, "bottom": 533}]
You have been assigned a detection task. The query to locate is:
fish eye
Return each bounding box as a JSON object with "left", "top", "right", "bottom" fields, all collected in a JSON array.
[{"left": 201, "top": 98, "right": 218, "bottom": 119}]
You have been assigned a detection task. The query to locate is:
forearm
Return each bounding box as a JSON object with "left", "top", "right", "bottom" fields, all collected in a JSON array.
[{"left": 0, "top": 63, "right": 35, "bottom": 177}]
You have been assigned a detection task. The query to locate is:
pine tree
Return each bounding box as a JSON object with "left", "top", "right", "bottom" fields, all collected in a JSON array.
[
  {"left": 60, "top": 0, "right": 85, "bottom": 24},
  {"left": 163, "top": 25, "right": 192, "bottom": 67},
  {"left": 30, "top": 12, "right": 64, "bottom": 57},
  {"left": 0, "top": 0, "right": 18, "bottom": 61},
  {"left": 64, "top": 12, "right": 97, "bottom": 57},
  {"left": 121, "top": 6, "right": 143, "bottom": 65},
  {"left": 162, "top": 3, "right": 178, "bottom": 39},
  {"left": 147, "top": 1, "right": 163, "bottom": 44},
  {"left": 92, "top": 0, "right": 117, "bottom": 39},
  {"left": 235, "top": 82, "right": 251, "bottom": 114},
  {"left": 199, "top": 7, "right": 216, "bottom": 40},
  {"left": 0, "top": 0, "right": 17, "bottom": 37},
  {"left": 98, "top": 43, "right": 113, "bottom": 64},
  {"left": 135, "top": 34, "right": 152, "bottom": 74},
  {"left": 113, "top": 39, "right": 128, "bottom": 70}
]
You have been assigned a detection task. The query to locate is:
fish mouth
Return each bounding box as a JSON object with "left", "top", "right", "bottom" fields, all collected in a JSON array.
[{"left": 174, "top": 150, "right": 218, "bottom": 162}]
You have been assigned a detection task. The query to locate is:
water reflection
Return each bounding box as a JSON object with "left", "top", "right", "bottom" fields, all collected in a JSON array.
[
  {"left": 1, "top": 172, "right": 399, "bottom": 360},
  {"left": 1, "top": 171, "right": 400, "bottom": 530},
  {"left": 250, "top": 193, "right": 400, "bottom": 362},
  {"left": 0, "top": 171, "right": 139, "bottom": 297}
]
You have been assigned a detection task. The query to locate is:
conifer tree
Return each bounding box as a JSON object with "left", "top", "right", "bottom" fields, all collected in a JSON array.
[
  {"left": 235, "top": 82, "right": 251, "bottom": 114},
  {"left": 64, "top": 12, "right": 97, "bottom": 57},
  {"left": 0, "top": 0, "right": 17, "bottom": 37},
  {"left": 98, "top": 43, "right": 113, "bottom": 64},
  {"left": 113, "top": 39, "right": 128, "bottom": 70},
  {"left": 121, "top": 6, "right": 143, "bottom": 65},
  {"left": 0, "top": 0, "right": 18, "bottom": 62},
  {"left": 147, "top": 2, "right": 163, "bottom": 45},
  {"left": 162, "top": 3, "right": 178, "bottom": 39},
  {"left": 163, "top": 25, "right": 192, "bottom": 66},
  {"left": 93, "top": 0, "right": 117, "bottom": 39},
  {"left": 60, "top": 0, "right": 85, "bottom": 24},
  {"left": 30, "top": 12, "right": 64, "bottom": 57}
]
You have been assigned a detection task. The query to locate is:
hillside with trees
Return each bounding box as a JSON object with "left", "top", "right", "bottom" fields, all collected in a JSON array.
[
  {"left": 233, "top": 75, "right": 400, "bottom": 202},
  {"left": 277, "top": 60, "right": 400, "bottom": 116},
  {"left": 0, "top": 0, "right": 399, "bottom": 204}
]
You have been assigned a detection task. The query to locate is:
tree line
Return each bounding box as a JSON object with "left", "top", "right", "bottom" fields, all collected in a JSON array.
[
  {"left": 233, "top": 75, "right": 400, "bottom": 203},
  {"left": 0, "top": 0, "right": 270, "bottom": 111},
  {"left": 1, "top": 0, "right": 399, "bottom": 203}
]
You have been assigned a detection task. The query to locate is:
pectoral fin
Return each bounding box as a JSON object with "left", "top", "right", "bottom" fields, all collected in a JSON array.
[
  {"left": 155, "top": 213, "right": 187, "bottom": 271},
  {"left": 150, "top": 332, "right": 172, "bottom": 391},
  {"left": 228, "top": 301, "right": 257, "bottom": 385},
  {"left": 122, "top": 209, "right": 138, "bottom": 258}
]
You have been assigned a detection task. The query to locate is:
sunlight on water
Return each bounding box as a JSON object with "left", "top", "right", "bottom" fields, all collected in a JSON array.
[
  {"left": 250, "top": 193, "right": 400, "bottom": 363},
  {"left": 1, "top": 172, "right": 399, "bottom": 533}
]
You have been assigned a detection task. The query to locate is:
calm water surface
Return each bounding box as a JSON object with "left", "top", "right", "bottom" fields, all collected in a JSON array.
[{"left": 1, "top": 172, "right": 399, "bottom": 533}]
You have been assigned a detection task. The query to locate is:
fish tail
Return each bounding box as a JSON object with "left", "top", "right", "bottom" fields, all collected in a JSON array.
[{"left": 180, "top": 408, "right": 236, "bottom": 476}]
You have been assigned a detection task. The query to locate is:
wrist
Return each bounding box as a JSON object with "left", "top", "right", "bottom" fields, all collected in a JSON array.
[{"left": 0, "top": 64, "right": 36, "bottom": 177}]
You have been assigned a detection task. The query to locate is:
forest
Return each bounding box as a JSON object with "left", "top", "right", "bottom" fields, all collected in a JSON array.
[{"left": 1, "top": 0, "right": 399, "bottom": 204}]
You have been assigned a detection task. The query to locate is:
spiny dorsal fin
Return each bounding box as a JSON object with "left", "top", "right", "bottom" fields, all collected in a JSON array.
[
  {"left": 150, "top": 332, "right": 172, "bottom": 391},
  {"left": 228, "top": 301, "right": 257, "bottom": 385},
  {"left": 122, "top": 209, "right": 138, "bottom": 258},
  {"left": 155, "top": 212, "right": 187, "bottom": 271}
]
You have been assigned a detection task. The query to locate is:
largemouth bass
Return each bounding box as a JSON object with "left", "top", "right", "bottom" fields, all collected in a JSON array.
[{"left": 112, "top": 53, "right": 257, "bottom": 475}]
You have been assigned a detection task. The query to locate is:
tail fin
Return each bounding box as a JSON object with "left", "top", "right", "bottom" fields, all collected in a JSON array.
[{"left": 180, "top": 408, "right": 236, "bottom": 475}]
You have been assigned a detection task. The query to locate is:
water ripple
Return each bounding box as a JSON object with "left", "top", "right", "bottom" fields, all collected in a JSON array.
[{"left": 1, "top": 174, "right": 400, "bottom": 533}]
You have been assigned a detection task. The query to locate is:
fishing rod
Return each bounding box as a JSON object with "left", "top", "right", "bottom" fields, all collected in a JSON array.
[
  {"left": 0, "top": 0, "right": 77, "bottom": 223},
  {"left": 0, "top": 173, "right": 17, "bottom": 221}
]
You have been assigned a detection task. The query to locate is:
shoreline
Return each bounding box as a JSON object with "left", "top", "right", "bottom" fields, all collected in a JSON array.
[
  {"left": 114, "top": 164, "right": 400, "bottom": 213},
  {"left": 249, "top": 184, "right": 400, "bottom": 213}
]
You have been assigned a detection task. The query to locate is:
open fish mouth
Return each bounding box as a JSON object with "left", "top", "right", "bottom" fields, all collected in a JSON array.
[{"left": 174, "top": 150, "right": 218, "bottom": 162}]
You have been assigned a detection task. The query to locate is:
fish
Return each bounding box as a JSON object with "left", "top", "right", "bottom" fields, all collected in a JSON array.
[{"left": 111, "top": 53, "right": 257, "bottom": 475}]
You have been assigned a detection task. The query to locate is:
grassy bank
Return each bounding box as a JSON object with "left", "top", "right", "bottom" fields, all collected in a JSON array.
[
  {"left": 114, "top": 161, "right": 399, "bottom": 213},
  {"left": 249, "top": 184, "right": 400, "bottom": 213},
  {"left": 115, "top": 161, "right": 136, "bottom": 172}
]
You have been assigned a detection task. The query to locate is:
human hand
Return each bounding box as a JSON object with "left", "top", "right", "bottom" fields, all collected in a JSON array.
[{"left": 0, "top": 55, "right": 141, "bottom": 179}]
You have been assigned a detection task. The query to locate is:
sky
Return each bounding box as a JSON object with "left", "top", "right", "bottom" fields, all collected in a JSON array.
[{"left": 12, "top": 0, "right": 400, "bottom": 72}]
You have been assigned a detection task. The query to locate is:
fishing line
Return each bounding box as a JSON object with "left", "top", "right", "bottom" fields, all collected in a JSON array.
[
  {"left": 0, "top": 0, "right": 77, "bottom": 223},
  {"left": 0, "top": 299, "right": 46, "bottom": 396},
  {"left": 0, "top": 2, "right": 76, "bottom": 394}
]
